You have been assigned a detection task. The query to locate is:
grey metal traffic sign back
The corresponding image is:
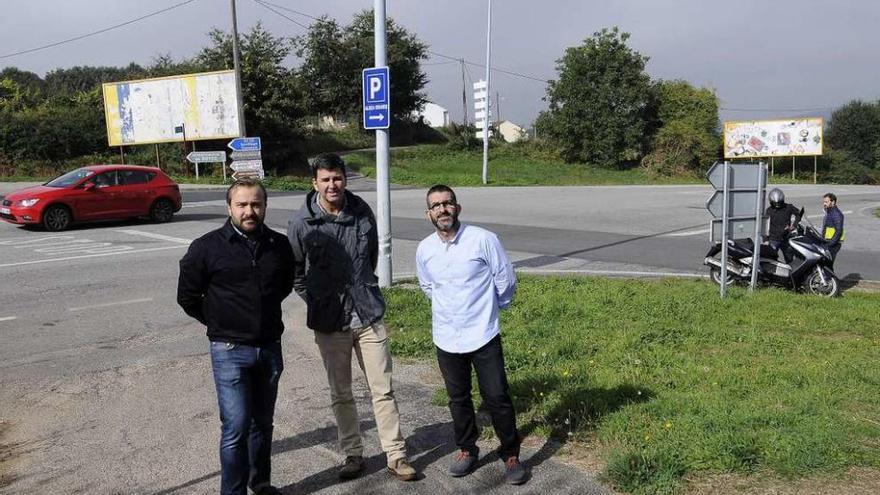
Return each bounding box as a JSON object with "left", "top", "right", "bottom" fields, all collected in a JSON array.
[
  {"left": 706, "top": 190, "right": 761, "bottom": 218},
  {"left": 705, "top": 160, "right": 767, "bottom": 297},
  {"left": 707, "top": 161, "right": 767, "bottom": 190}
]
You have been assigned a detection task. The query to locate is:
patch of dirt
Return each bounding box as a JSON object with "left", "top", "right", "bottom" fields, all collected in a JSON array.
[
  {"left": 683, "top": 467, "right": 880, "bottom": 495},
  {"left": 0, "top": 420, "right": 19, "bottom": 489}
]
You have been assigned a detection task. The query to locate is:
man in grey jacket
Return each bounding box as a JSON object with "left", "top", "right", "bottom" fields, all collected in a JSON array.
[{"left": 287, "top": 153, "right": 416, "bottom": 482}]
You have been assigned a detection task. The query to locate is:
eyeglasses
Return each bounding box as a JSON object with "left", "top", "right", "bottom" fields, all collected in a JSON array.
[{"left": 428, "top": 200, "right": 457, "bottom": 211}]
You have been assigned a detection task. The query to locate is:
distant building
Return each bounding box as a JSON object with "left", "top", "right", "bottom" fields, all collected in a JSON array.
[
  {"left": 498, "top": 120, "right": 528, "bottom": 143},
  {"left": 414, "top": 102, "right": 450, "bottom": 128}
]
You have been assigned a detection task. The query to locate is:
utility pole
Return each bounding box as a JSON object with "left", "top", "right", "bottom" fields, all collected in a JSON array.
[
  {"left": 481, "top": 0, "right": 492, "bottom": 185},
  {"left": 230, "top": 0, "right": 247, "bottom": 136},
  {"left": 460, "top": 58, "right": 468, "bottom": 126},
  {"left": 374, "top": 0, "right": 392, "bottom": 288},
  {"left": 496, "top": 91, "right": 500, "bottom": 123}
]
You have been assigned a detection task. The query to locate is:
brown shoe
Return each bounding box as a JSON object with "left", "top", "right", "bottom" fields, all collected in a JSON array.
[
  {"left": 387, "top": 457, "right": 418, "bottom": 481},
  {"left": 339, "top": 455, "right": 365, "bottom": 480}
]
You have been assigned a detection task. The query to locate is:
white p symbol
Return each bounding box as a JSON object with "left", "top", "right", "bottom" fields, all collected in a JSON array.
[{"left": 370, "top": 77, "right": 382, "bottom": 99}]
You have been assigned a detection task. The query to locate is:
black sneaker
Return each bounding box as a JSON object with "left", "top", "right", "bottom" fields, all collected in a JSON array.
[
  {"left": 339, "top": 455, "right": 365, "bottom": 479},
  {"left": 250, "top": 484, "right": 282, "bottom": 495},
  {"left": 448, "top": 449, "right": 478, "bottom": 477},
  {"left": 504, "top": 456, "right": 527, "bottom": 485}
]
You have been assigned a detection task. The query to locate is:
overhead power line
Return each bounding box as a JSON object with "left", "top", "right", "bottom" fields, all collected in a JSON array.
[
  {"left": 253, "top": 0, "right": 552, "bottom": 85},
  {"left": 252, "top": 0, "right": 309, "bottom": 29},
  {"left": 0, "top": 0, "right": 200, "bottom": 60}
]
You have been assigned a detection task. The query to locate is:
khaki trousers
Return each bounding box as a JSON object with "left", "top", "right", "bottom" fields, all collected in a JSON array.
[{"left": 314, "top": 320, "right": 407, "bottom": 462}]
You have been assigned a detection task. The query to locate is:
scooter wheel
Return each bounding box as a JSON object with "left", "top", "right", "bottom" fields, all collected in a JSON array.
[
  {"left": 709, "top": 266, "right": 736, "bottom": 286},
  {"left": 805, "top": 268, "right": 840, "bottom": 297}
]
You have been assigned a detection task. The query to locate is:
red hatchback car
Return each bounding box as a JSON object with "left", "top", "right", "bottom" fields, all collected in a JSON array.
[{"left": 0, "top": 165, "right": 182, "bottom": 231}]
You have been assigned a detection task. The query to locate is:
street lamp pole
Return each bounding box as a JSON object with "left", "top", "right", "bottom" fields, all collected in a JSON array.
[{"left": 481, "top": 0, "right": 492, "bottom": 184}]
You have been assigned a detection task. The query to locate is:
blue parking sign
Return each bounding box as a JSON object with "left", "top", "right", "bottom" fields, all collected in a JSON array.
[{"left": 362, "top": 67, "right": 390, "bottom": 130}]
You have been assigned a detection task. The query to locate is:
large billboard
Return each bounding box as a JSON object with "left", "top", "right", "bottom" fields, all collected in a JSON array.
[
  {"left": 723, "top": 118, "right": 823, "bottom": 158},
  {"left": 102, "top": 70, "right": 241, "bottom": 146}
]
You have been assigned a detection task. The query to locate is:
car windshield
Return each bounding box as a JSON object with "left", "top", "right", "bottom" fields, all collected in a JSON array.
[{"left": 45, "top": 169, "right": 95, "bottom": 188}]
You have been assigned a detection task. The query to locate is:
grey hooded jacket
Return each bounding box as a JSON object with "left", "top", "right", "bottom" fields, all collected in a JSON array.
[{"left": 287, "top": 190, "right": 385, "bottom": 332}]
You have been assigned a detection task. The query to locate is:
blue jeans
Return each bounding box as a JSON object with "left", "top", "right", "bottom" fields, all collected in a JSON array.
[{"left": 210, "top": 340, "right": 283, "bottom": 495}]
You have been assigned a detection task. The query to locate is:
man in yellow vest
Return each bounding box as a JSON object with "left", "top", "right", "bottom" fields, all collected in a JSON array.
[{"left": 821, "top": 193, "right": 844, "bottom": 267}]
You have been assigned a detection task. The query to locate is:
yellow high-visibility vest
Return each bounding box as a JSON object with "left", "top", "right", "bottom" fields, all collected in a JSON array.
[{"left": 824, "top": 227, "right": 845, "bottom": 242}]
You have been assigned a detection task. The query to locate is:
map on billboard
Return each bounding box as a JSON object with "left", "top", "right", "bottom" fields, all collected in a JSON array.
[
  {"left": 723, "top": 118, "right": 823, "bottom": 158},
  {"left": 102, "top": 70, "right": 241, "bottom": 146}
]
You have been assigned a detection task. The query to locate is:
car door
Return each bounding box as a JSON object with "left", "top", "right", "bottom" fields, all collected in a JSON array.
[
  {"left": 116, "top": 170, "right": 154, "bottom": 215},
  {"left": 76, "top": 171, "right": 126, "bottom": 219}
]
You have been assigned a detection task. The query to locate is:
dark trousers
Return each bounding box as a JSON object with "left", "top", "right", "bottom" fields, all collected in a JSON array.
[
  {"left": 436, "top": 335, "right": 521, "bottom": 460},
  {"left": 210, "top": 340, "right": 283, "bottom": 495},
  {"left": 829, "top": 243, "right": 841, "bottom": 270},
  {"left": 769, "top": 240, "right": 793, "bottom": 263}
]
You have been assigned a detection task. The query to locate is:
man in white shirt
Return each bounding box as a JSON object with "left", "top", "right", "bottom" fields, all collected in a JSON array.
[{"left": 415, "top": 184, "right": 526, "bottom": 485}]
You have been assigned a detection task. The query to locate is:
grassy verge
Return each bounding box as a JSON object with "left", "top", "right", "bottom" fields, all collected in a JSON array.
[
  {"left": 350, "top": 144, "right": 824, "bottom": 187},
  {"left": 383, "top": 276, "right": 880, "bottom": 494}
]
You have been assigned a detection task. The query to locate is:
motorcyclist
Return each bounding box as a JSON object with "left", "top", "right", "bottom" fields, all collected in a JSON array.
[
  {"left": 764, "top": 188, "right": 802, "bottom": 263},
  {"left": 821, "top": 192, "right": 844, "bottom": 268}
]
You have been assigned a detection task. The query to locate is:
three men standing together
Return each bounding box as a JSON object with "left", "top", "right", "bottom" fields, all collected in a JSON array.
[{"left": 178, "top": 154, "right": 525, "bottom": 494}]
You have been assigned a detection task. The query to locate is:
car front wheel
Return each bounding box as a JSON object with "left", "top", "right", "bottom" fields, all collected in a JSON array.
[
  {"left": 43, "top": 205, "right": 72, "bottom": 231},
  {"left": 150, "top": 198, "right": 174, "bottom": 223}
]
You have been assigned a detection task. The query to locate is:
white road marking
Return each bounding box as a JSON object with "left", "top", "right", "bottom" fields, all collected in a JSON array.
[
  {"left": 181, "top": 200, "right": 226, "bottom": 208},
  {"left": 666, "top": 228, "right": 709, "bottom": 237},
  {"left": 0, "top": 316, "right": 17, "bottom": 322},
  {"left": 69, "top": 298, "right": 153, "bottom": 312},
  {"left": 0, "top": 235, "right": 76, "bottom": 246},
  {"left": 0, "top": 245, "right": 187, "bottom": 268},
  {"left": 517, "top": 268, "right": 707, "bottom": 278},
  {"left": 117, "top": 229, "right": 192, "bottom": 245}
]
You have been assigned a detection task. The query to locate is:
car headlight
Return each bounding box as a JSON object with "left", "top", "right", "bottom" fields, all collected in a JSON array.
[{"left": 18, "top": 198, "right": 40, "bottom": 207}]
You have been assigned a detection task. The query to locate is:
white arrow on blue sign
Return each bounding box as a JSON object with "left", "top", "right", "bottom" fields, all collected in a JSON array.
[
  {"left": 362, "top": 67, "right": 390, "bottom": 130},
  {"left": 228, "top": 137, "right": 262, "bottom": 152}
]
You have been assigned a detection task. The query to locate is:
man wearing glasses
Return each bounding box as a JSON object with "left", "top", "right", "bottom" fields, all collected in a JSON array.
[{"left": 415, "top": 184, "right": 527, "bottom": 485}]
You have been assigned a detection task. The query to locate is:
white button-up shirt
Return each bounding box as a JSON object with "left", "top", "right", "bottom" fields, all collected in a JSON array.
[{"left": 416, "top": 224, "right": 516, "bottom": 353}]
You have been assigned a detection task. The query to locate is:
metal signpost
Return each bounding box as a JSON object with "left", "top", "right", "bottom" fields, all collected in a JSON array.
[
  {"left": 369, "top": 0, "right": 392, "bottom": 288},
  {"left": 706, "top": 161, "right": 767, "bottom": 296},
  {"left": 227, "top": 137, "right": 262, "bottom": 181}
]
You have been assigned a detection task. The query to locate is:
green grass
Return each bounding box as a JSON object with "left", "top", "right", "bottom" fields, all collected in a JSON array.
[
  {"left": 350, "top": 144, "right": 825, "bottom": 187},
  {"left": 383, "top": 276, "right": 880, "bottom": 494}
]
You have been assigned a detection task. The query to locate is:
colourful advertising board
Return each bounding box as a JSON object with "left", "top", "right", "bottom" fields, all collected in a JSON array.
[{"left": 723, "top": 118, "right": 823, "bottom": 158}]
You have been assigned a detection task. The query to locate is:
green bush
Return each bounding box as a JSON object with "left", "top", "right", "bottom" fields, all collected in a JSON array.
[{"left": 641, "top": 120, "right": 718, "bottom": 177}]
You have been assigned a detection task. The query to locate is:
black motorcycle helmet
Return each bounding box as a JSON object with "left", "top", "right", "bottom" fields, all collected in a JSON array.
[{"left": 768, "top": 188, "right": 785, "bottom": 209}]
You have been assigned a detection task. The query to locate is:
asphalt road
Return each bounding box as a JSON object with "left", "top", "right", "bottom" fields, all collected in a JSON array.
[{"left": 1, "top": 179, "right": 878, "bottom": 494}]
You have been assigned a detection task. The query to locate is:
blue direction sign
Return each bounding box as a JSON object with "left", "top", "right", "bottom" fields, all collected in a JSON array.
[
  {"left": 227, "top": 137, "right": 262, "bottom": 152},
  {"left": 362, "top": 67, "right": 390, "bottom": 130}
]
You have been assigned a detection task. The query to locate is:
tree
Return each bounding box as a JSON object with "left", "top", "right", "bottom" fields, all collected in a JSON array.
[
  {"left": 826, "top": 100, "right": 880, "bottom": 168},
  {"left": 44, "top": 64, "right": 147, "bottom": 94},
  {"left": 537, "top": 27, "right": 653, "bottom": 167},
  {"left": 649, "top": 79, "right": 718, "bottom": 137},
  {"left": 295, "top": 10, "right": 428, "bottom": 122},
  {"left": 641, "top": 79, "right": 720, "bottom": 176},
  {"left": 192, "top": 23, "right": 307, "bottom": 172}
]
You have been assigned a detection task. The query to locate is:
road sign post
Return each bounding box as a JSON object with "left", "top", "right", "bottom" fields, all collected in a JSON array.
[
  {"left": 706, "top": 161, "right": 767, "bottom": 297},
  {"left": 368, "top": 0, "right": 392, "bottom": 288}
]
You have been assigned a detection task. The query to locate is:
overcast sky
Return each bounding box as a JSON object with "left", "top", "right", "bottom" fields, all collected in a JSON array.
[{"left": 2, "top": 0, "right": 879, "bottom": 127}]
